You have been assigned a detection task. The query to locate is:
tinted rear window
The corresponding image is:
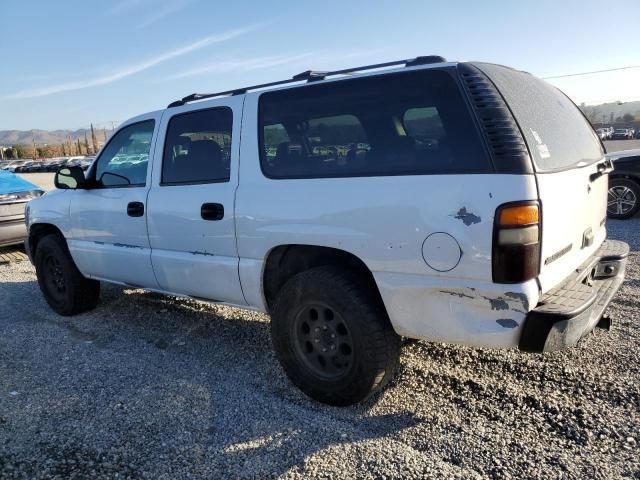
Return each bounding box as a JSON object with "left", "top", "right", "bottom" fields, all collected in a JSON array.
[
  {"left": 476, "top": 63, "right": 604, "bottom": 171},
  {"left": 259, "top": 69, "right": 491, "bottom": 179},
  {"left": 162, "top": 107, "right": 232, "bottom": 185}
]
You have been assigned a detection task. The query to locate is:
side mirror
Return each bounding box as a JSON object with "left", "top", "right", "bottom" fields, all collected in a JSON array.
[{"left": 54, "top": 166, "right": 86, "bottom": 189}]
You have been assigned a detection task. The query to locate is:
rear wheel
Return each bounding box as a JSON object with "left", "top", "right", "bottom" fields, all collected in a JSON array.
[
  {"left": 271, "top": 265, "right": 401, "bottom": 406},
  {"left": 35, "top": 234, "right": 100, "bottom": 315},
  {"left": 607, "top": 178, "right": 640, "bottom": 219}
]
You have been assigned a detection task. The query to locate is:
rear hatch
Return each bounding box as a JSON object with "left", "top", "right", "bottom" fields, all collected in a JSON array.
[{"left": 475, "top": 64, "right": 608, "bottom": 292}]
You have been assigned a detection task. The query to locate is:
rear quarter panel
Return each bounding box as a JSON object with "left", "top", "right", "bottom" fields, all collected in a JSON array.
[{"left": 236, "top": 93, "right": 540, "bottom": 347}]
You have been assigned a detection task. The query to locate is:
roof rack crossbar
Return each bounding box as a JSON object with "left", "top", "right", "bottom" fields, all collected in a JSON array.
[{"left": 167, "top": 55, "right": 447, "bottom": 107}]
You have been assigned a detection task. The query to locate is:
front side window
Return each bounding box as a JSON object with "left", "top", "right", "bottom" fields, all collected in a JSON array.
[
  {"left": 94, "top": 120, "right": 154, "bottom": 187},
  {"left": 259, "top": 69, "right": 491, "bottom": 179},
  {"left": 162, "top": 107, "right": 233, "bottom": 185}
]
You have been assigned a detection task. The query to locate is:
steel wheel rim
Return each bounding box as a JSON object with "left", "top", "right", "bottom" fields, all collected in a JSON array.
[
  {"left": 291, "top": 303, "right": 354, "bottom": 379},
  {"left": 43, "top": 255, "right": 66, "bottom": 300},
  {"left": 608, "top": 185, "right": 637, "bottom": 215}
]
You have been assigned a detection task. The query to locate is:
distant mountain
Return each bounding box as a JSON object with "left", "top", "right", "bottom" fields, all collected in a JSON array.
[
  {"left": 0, "top": 128, "right": 111, "bottom": 146},
  {"left": 580, "top": 101, "right": 640, "bottom": 125}
]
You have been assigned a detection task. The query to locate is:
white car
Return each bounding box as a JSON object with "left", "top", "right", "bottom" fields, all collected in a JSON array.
[{"left": 25, "top": 57, "right": 628, "bottom": 405}]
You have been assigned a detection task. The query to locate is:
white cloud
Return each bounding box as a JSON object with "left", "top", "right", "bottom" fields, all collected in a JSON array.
[
  {"left": 138, "top": 0, "right": 192, "bottom": 28},
  {"left": 0, "top": 26, "right": 258, "bottom": 100},
  {"left": 165, "top": 53, "right": 314, "bottom": 80},
  {"left": 165, "top": 49, "right": 390, "bottom": 82},
  {"left": 108, "top": 0, "right": 146, "bottom": 15}
]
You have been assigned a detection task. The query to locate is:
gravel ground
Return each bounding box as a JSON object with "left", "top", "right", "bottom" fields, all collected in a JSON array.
[{"left": 0, "top": 219, "right": 639, "bottom": 479}]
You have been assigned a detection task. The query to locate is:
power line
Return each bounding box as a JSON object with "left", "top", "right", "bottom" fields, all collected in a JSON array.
[{"left": 542, "top": 65, "right": 640, "bottom": 80}]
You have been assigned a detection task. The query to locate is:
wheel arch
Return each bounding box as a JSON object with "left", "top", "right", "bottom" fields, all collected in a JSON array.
[
  {"left": 28, "top": 223, "right": 66, "bottom": 259},
  {"left": 609, "top": 172, "right": 640, "bottom": 185},
  {"left": 262, "top": 244, "right": 385, "bottom": 313}
]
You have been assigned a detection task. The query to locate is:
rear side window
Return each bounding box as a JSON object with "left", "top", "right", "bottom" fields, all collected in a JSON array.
[
  {"left": 162, "top": 107, "right": 232, "bottom": 185},
  {"left": 259, "top": 69, "right": 491, "bottom": 179},
  {"left": 475, "top": 63, "right": 604, "bottom": 172}
]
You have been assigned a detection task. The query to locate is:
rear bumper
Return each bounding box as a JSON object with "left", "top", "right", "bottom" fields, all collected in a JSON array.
[{"left": 519, "top": 239, "right": 628, "bottom": 352}]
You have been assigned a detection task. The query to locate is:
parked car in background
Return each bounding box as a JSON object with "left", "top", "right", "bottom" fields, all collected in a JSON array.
[
  {"left": 606, "top": 148, "right": 640, "bottom": 219},
  {"left": 596, "top": 128, "right": 608, "bottom": 140},
  {"left": 612, "top": 128, "right": 634, "bottom": 140},
  {"left": 26, "top": 57, "right": 628, "bottom": 405},
  {"left": 2, "top": 160, "right": 28, "bottom": 172},
  {"left": 14, "top": 161, "right": 38, "bottom": 173},
  {"left": 0, "top": 170, "right": 44, "bottom": 247}
]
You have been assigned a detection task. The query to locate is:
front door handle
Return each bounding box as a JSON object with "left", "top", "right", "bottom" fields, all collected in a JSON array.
[
  {"left": 127, "top": 201, "right": 145, "bottom": 217},
  {"left": 201, "top": 203, "right": 224, "bottom": 221}
]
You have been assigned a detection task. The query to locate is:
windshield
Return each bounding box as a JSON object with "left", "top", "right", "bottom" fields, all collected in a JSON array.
[{"left": 474, "top": 63, "right": 604, "bottom": 171}]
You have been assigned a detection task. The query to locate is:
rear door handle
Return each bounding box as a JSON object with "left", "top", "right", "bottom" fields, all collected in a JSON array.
[
  {"left": 201, "top": 203, "right": 224, "bottom": 221},
  {"left": 127, "top": 201, "right": 145, "bottom": 217}
]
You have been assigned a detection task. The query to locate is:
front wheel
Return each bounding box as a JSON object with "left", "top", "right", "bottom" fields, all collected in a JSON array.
[
  {"left": 607, "top": 178, "right": 640, "bottom": 219},
  {"left": 35, "top": 234, "right": 100, "bottom": 315},
  {"left": 271, "top": 266, "right": 401, "bottom": 406}
]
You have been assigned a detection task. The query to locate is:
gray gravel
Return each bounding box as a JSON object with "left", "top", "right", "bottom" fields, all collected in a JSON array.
[{"left": 1, "top": 218, "right": 639, "bottom": 479}]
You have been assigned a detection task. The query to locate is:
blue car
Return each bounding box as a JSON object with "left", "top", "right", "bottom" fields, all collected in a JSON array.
[{"left": 0, "top": 170, "right": 44, "bottom": 247}]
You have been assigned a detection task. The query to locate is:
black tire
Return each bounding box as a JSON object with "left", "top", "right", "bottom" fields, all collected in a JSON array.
[
  {"left": 607, "top": 178, "right": 640, "bottom": 219},
  {"left": 34, "top": 234, "right": 100, "bottom": 316},
  {"left": 271, "top": 265, "right": 401, "bottom": 406}
]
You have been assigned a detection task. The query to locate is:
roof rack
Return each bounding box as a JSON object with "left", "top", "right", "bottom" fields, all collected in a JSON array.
[{"left": 167, "top": 55, "right": 447, "bottom": 108}]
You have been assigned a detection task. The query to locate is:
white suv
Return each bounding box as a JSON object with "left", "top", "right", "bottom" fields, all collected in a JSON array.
[{"left": 26, "top": 57, "right": 629, "bottom": 405}]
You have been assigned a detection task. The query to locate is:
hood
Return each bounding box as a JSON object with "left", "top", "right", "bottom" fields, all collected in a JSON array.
[{"left": 0, "top": 170, "right": 42, "bottom": 195}]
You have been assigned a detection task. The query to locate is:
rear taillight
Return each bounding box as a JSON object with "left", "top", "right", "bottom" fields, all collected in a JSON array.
[{"left": 492, "top": 201, "right": 541, "bottom": 283}]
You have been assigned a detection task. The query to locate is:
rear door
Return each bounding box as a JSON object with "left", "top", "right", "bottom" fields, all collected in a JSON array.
[
  {"left": 476, "top": 64, "right": 608, "bottom": 291},
  {"left": 146, "top": 97, "right": 246, "bottom": 305}
]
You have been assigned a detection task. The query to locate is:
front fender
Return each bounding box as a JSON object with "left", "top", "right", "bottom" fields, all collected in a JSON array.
[{"left": 27, "top": 190, "right": 73, "bottom": 239}]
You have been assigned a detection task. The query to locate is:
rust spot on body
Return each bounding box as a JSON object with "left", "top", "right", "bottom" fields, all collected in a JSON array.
[{"left": 453, "top": 207, "right": 481, "bottom": 226}]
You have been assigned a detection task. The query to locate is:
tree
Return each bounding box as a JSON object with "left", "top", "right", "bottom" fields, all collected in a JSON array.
[
  {"left": 622, "top": 113, "right": 634, "bottom": 123},
  {"left": 77, "top": 138, "right": 82, "bottom": 155},
  {"left": 14, "top": 145, "right": 27, "bottom": 159},
  {"left": 90, "top": 123, "right": 98, "bottom": 154},
  {"left": 61, "top": 144, "right": 67, "bottom": 156},
  {"left": 9, "top": 147, "right": 18, "bottom": 159},
  {"left": 84, "top": 132, "right": 89, "bottom": 154}
]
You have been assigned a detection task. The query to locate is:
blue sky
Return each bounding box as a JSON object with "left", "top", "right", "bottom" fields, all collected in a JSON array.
[{"left": 1, "top": 0, "right": 639, "bottom": 131}]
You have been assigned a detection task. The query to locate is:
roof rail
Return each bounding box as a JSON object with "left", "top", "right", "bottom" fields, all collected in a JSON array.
[{"left": 167, "top": 55, "right": 447, "bottom": 108}]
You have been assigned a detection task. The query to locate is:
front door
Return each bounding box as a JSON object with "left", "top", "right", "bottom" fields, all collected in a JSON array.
[
  {"left": 146, "top": 97, "right": 245, "bottom": 305},
  {"left": 67, "top": 116, "right": 160, "bottom": 288}
]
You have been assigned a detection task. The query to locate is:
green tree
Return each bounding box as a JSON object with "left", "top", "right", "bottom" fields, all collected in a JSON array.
[
  {"left": 622, "top": 113, "right": 634, "bottom": 123},
  {"left": 84, "top": 132, "right": 89, "bottom": 154},
  {"left": 61, "top": 144, "right": 67, "bottom": 156},
  {"left": 14, "top": 145, "right": 26, "bottom": 159},
  {"left": 9, "top": 147, "right": 18, "bottom": 159}
]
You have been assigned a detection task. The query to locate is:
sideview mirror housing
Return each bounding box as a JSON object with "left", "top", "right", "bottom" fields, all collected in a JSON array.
[{"left": 54, "top": 166, "right": 87, "bottom": 190}]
